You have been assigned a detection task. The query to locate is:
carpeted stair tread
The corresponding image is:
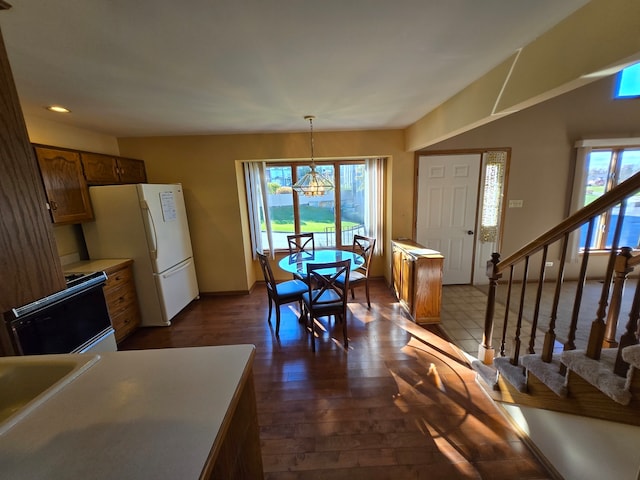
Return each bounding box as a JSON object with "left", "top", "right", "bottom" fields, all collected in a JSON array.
[
  {"left": 562, "top": 348, "right": 632, "bottom": 405},
  {"left": 520, "top": 353, "right": 568, "bottom": 397},
  {"left": 621, "top": 343, "right": 640, "bottom": 369},
  {"left": 494, "top": 356, "right": 527, "bottom": 392},
  {"left": 471, "top": 360, "right": 499, "bottom": 390}
]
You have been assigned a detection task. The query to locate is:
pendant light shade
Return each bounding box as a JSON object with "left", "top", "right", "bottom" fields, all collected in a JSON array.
[{"left": 292, "top": 116, "right": 334, "bottom": 196}]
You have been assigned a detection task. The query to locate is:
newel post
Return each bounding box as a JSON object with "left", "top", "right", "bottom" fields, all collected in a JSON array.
[
  {"left": 603, "top": 247, "right": 633, "bottom": 348},
  {"left": 479, "top": 253, "right": 501, "bottom": 365}
]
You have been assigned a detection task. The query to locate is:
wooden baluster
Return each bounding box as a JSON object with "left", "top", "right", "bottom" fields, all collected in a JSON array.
[
  {"left": 542, "top": 233, "right": 569, "bottom": 362},
  {"left": 528, "top": 245, "right": 548, "bottom": 354},
  {"left": 565, "top": 218, "right": 595, "bottom": 353},
  {"left": 499, "top": 266, "right": 515, "bottom": 358},
  {"left": 511, "top": 256, "right": 530, "bottom": 366},
  {"left": 614, "top": 271, "right": 640, "bottom": 377},
  {"left": 603, "top": 247, "right": 633, "bottom": 348},
  {"left": 479, "top": 252, "right": 501, "bottom": 365},
  {"left": 586, "top": 199, "right": 626, "bottom": 360}
]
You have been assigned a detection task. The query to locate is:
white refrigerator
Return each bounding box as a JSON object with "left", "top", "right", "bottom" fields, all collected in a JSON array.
[{"left": 82, "top": 183, "right": 199, "bottom": 327}]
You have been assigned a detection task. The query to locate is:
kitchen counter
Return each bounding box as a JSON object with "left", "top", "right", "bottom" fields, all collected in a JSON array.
[
  {"left": 63, "top": 258, "right": 133, "bottom": 274},
  {"left": 0, "top": 345, "right": 263, "bottom": 479}
]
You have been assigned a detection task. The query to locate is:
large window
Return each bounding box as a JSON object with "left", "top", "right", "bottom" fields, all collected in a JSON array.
[
  {"left": 245, "top": 158, "right": 383, "bottom": 255},
  {"left": 577, "top": 144, "right": 640, "bottom": 250}
]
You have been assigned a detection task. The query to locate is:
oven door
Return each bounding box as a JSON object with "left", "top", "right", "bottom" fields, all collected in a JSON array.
[{"left": 8, "top": 280, "right": 114, "bottom": 355}]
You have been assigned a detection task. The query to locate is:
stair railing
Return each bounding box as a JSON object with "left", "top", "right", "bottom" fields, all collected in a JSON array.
[{"left": 480, "top": 170, "right": 640, "bottom": 371}]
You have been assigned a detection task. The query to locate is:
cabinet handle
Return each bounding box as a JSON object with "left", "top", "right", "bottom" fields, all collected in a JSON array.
[{"left": 50, "top": 200, "right": 58, "bottom": 210}]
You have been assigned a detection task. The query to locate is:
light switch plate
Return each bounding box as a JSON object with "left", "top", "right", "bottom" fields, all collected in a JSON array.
[{"left": 509, "top": 199, "right": 524, "bottom": 208}]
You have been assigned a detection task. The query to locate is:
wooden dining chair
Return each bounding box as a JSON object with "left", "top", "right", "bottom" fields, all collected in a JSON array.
[
  {"left": 337, "top": 235, "right": 376, "bottom": 308},
  {"left": 302, "top": 260, "right": 351, "bottom": 352},
  {"left": 287, "top": 232, "right": 315, "bottom": 283},
  {"left": 256, "top": 250, "right": 307, "bottom": 336}
]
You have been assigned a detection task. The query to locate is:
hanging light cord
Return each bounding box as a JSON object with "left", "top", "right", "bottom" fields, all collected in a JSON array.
[{"left": 306, "top": 115, "right": 315, "bottom": 168}]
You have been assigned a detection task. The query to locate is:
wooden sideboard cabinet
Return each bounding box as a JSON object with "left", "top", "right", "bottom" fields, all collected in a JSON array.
[
  {"left": 392, "top": 239, "right": 444, "bottom": 324},
  {"left": 81, "top": 152, "right": 147, "bottom": 185},
  {"left": 102, "top": 260, "right": 142, "bottom": 343}
]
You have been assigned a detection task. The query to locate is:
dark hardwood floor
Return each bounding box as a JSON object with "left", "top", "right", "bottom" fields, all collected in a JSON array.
[{"left": 120, "top": 279, "right": 553, "bottom": 479}]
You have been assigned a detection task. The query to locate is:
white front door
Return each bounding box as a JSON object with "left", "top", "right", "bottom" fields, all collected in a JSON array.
[{"left": 416, "top": 154, "right": 481, "bottom": 285}]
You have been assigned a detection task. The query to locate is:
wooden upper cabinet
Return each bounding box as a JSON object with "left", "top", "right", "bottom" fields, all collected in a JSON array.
[
  {"left": 35, "top": 146, "right": 94, "bottom": 224},
  {"left": 81, "top": 152, "right": 119, "bottom": 184},
  {"left": 117, "top": 157, "right": 147, "bottom": 183},
  {"left": 82, "top": 152, "right": 146, "bottom": 185}
]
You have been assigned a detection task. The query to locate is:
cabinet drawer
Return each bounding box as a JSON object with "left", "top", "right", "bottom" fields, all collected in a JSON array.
[
  {"left": 105, "top": 284, "right": 138, "bottom": 317},
  {"left": 104, "top": 265, "right": 134, "bottom": 293},
  {"left": 111, "top": 307, "right": 140, "bottom": 343}
]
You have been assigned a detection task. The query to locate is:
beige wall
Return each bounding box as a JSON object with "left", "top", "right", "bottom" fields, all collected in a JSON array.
[
  {"left": 23, "top": 73, "right": 640, "bottom": 291},
  {"left": 118, "top": 130, "right": 410, "bottom": 293},
  {"left": 421, "top": 75, "right": 640, "bottom": 279}
]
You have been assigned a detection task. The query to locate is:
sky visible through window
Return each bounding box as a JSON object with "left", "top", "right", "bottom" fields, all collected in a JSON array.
[{"left": 615, "top": 62, "right": 640, "bottom": 98}]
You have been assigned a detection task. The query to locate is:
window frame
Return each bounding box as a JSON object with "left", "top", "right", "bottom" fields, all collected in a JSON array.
[
  {"left": 265, "top": 159, "right": 367, "bottom": 251},
  {"left": 572, "top": 138, "right": 640, "bottom": 253}
]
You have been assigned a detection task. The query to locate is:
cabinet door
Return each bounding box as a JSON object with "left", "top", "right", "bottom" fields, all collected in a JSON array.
[
  {"left": 400, "top": 254, "right": 414, "bottom": 311},
  {"left": 117, "top": 157, "right": 147, "bottom": 184},
  {"left": 392, "top": 246, "right": 403, "bottom": 299},
  {"left": 81, "top": 152, "right": 119, "bottom": 184},
  {"left": 35, "top": 147, "right": 94, "bottom": 224}
]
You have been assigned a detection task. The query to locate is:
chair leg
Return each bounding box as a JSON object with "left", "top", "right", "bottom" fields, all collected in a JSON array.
[
  {"left": 351, "top": 288, "right": 355, "bottom": 300},
  {"left": 310, "top": 311, "right": 316, "bottom": 352},
  {"left": 267, "top": 297, "right": 273, "bottom": 324},
  {"left": 365, "top": 282, "right": 371, "bottom": 309},
  {"left": 275, "top": 304, "right": 281, "bottom": 336},
  {"left": 342, "top": 313, "right": 348, "bottom": 348}
]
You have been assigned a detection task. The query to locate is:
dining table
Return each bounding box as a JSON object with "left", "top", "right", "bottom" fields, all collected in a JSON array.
[{"left": 278, "top": 248, "right": 364, "bottom": 276}]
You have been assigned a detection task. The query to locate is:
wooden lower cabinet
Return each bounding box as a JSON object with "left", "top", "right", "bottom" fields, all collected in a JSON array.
[
  {"left": 203, "top": 372, "right": 264, "bottom": 479},
  {"left": 392, "top": 239, "right": 444, "bottom": 324},
  {"left": 102, "top": 260, "right": 141, "bottom": 342},
  {"left": 90, "top": 260, "right": 140, "bottom": 343}
]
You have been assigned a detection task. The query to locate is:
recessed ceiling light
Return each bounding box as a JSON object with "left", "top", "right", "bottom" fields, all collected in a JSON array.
[{"left": 46, "top": 105, "right": 71, "bottom": 113}]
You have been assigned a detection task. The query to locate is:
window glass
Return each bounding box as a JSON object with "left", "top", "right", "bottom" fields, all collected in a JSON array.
[
  {"left": 615, "top": 62, "right": 640, "bottom": 99},
  {"left": 340, "top": 164, "right": 366, "bottom": 246},
  {"left": 295, "top": 164, "right": 336, "bottom": 247},
  {"left": 264, "top": 165, "right": 293, "bottom": 250},
  {"left": 610, "top": 149, "right": 640, "bottom": 248},
  {"left": 579, "top": 148, "right": 640, "bottom": 250}
]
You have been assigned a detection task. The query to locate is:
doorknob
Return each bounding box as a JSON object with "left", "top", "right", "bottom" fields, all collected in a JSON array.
[{"left": 467, "top": 230, "right": 474, "bottom": 235}]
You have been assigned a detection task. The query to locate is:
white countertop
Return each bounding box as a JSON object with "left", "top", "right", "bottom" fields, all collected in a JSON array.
[
  {"left": 0, "top": 345, "right": 256, "bottom": 479},
  {"left": 63, "top": 258, "right": 132, "bottom": 274}
]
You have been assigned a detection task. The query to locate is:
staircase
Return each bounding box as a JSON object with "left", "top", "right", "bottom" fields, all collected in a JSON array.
[{"left": 473, "top": 170, "right": 640, "bottom": 426}]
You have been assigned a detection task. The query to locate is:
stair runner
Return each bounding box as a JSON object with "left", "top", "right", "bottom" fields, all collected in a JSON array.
[{"left": 473, "top": 344, "right": 640, "bottom": 405}]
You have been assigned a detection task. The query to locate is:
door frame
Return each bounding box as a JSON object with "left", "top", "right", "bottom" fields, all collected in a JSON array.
[{"left": 413, "top": 148, "right": 511, "bottom": 285}]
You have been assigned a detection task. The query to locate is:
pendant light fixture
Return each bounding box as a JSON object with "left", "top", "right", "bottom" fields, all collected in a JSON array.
[{"left": 291, "top": 115, "right": 334, "bottom": 196}]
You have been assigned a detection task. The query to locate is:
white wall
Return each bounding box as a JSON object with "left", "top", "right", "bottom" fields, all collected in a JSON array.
[{"left": 503, "top": 404, "right": 640, "bottom": 480}]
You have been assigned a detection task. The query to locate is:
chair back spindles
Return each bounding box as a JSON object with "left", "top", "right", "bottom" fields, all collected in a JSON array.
[{"left": 303, "top": 259, "right": 351, "bottom": 351}]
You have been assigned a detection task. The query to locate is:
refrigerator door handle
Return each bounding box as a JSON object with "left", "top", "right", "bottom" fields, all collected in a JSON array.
[
  {"left": 162, "top": 260, "right": 192, "bottom": 279},
  {"left": 141, "top": 199, "right": 159, "bottom": 260}
]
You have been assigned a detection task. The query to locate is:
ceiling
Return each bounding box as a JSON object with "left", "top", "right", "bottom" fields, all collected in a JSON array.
[{"left": 0, "top": 1, "right": 590, "bottom": 137}]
